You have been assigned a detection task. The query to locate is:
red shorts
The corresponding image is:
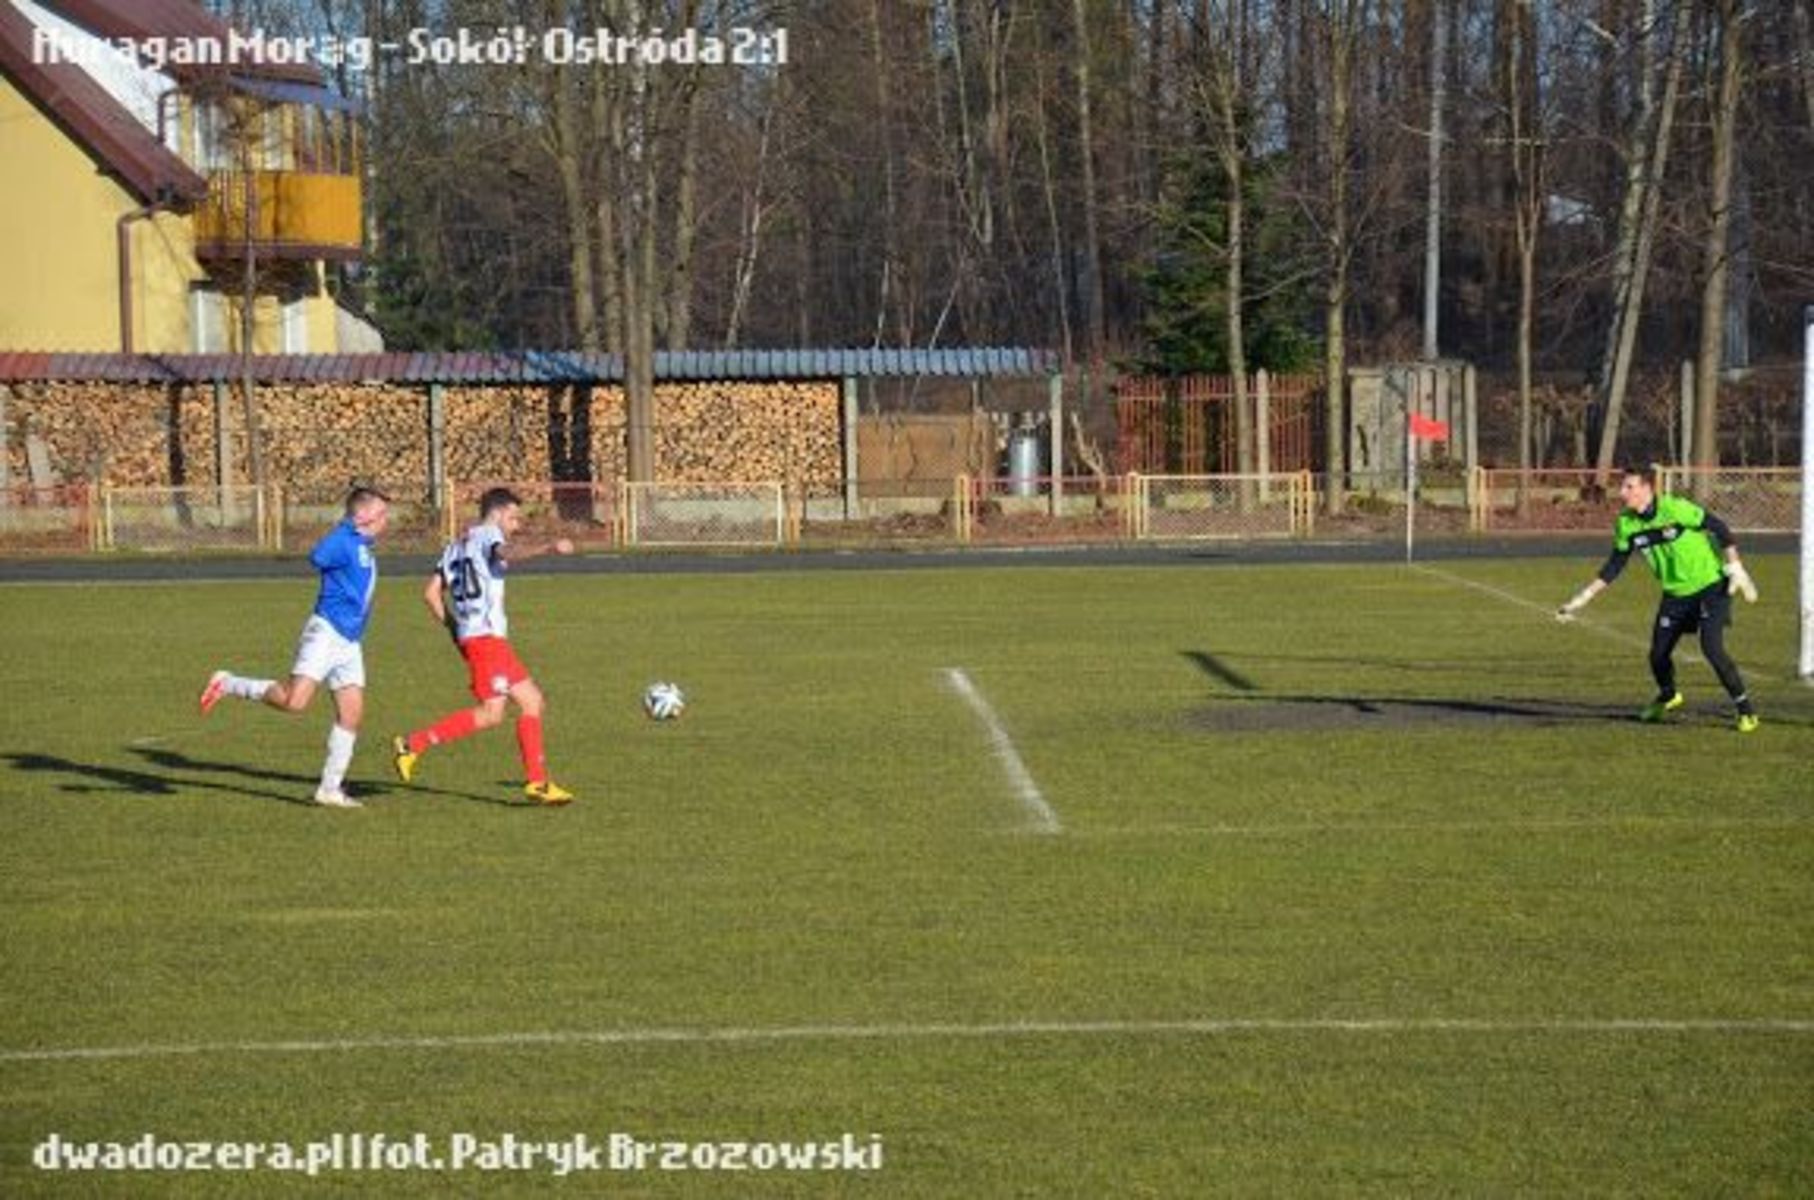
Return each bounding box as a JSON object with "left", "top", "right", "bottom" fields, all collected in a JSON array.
[{"left": 459, "top": 636, "right": 530, "bottom": 702}]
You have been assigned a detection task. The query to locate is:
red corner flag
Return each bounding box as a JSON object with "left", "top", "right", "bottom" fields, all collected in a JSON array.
[{"left": 1409, "top": 413, "right": 1450, "bottom": 441}]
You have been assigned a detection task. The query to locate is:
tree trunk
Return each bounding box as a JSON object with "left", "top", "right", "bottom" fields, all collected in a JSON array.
[
  {"left": 1072, "top": 0, "right": 1107, "bottom": 357},
  {"left": 1322, "top": 1, "right": 1356, "bottom": 516},
  {"left": 614, "top": 0, "right": 657, "bottom": 482},
  {"left": 1033, "top": 43, "right": 1074, "bottom": 363},
  {"left": 1693, "top": 0, "right": 1744, "bottom": 470},
  {"left": 724, "top": 92, "right": 777, "bottom": 348},
  {"left": 1210, "top": 4, "right": 1252, "bottom": 487},
  {"left": 589, "top": 0, "right": 622, "bottom": 354},
  {"left": 1505, "top": 0, "right": 1542, "bottom": 513},
  {"left": 1795, "top": 0, "right": 1814, "bottom": 132},
  {"left": 869, "top": 0, "right": 904, "bottom": 345},
  {"left": 664, "top": 67, "right": 703, "bottom": 350},
  {"left": 543, "top": 58, "right": 600, "bottom": 351},
  {"left": 1594, "top": 0, "right": 1689, "bottom": 475},
  {"left": 1423, "top": 0, "right": 1445, "bottom": 361}
]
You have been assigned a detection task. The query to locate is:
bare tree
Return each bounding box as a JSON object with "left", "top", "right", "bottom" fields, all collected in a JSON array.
[
  {"left": 1504, "top": 0, "right": 1544, "bottom": 509},
  {"left": 1594, "top": 0, "right": 1691, "bottom": 475},
  {"left": 1072, "top": 0, "right": 1107, "bottom": 357},
  {"left": 1424, "top": 0, "right": 1446, "bottom": 360},
  {"left": 1692, "top": 0, "right": 1746, "bottom": 468},
  {"left": 1193, "top": 0, "right": 1256, "bottom": 481},
  {"left": 1317, "top": 0, "right": 1364, "bottom": 515}
]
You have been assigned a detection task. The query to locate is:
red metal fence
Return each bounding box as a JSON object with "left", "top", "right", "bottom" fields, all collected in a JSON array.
[{"left": 1116, "top": 374, "right": 1321, "bottom": 476}]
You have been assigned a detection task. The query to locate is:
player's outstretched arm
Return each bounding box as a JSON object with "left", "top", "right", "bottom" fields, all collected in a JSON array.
[
  {"left": 1557, "top": 579, "right": 1606, "bottom": 622},
  {"left": 497, "top": 538, "right": 575, "bottom": 566}
]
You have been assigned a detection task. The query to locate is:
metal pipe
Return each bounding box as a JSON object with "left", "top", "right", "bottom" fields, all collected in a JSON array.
[{"left": 117, "top": 199, "right": 171, "bottom": 353}]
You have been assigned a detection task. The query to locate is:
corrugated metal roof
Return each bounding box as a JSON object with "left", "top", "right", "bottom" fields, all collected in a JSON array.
[{"left": 0, "top": 348, "right": 1061, "bottom": 385}]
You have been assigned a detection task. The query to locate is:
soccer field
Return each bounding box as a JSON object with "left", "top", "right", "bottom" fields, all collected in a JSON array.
[{"left": 1, "top": 555, "right": 1810, "bottom": 1195}]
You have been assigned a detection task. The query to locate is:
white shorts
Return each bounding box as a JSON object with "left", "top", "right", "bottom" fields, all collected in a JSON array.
[{"left": 290, "top": 614, "right": 366, "bottom": 691}]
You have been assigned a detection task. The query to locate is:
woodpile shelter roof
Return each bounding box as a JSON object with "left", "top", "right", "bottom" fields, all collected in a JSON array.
[{"left": 0, "top": 349, "right": 1062, "bottom": 385}]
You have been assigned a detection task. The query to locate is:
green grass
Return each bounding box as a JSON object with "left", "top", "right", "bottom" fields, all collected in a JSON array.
[{"left": 1, "top": 556, "right": 1810, "bottom": 1196}]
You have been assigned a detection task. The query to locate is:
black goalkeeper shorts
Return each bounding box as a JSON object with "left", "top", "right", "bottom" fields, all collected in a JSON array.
[{"left": 1654, "top": 580, "right": 1730, "bottom": 637}]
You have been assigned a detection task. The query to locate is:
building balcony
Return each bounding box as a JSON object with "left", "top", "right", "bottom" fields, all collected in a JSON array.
[{"left": 193, "top": 170, "right": 362, "bottom": 262}]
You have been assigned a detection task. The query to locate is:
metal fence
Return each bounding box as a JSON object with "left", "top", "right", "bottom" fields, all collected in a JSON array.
[
  {"left": 1661, "top": 467, "right": 1801, "bottom": 533},
  {"left": 443, "top": 481, "right": 618, "bottom": 549},
  {"left": 0, "top": 468, "right": 1796, "bottom": 555},
  {"left": 1130, "top": 473, "right": 1314, "bottom": 540},
  {"left": 0, "top": 484, "right": 95, "bottom": 552},
  {"left": 97, "top": 485, "right": 269, "bottom": 552},
  {"left": 1470, "top": 469, "right": 1615, "bottom": 534},
  {"left": 622, "top": 481, "right": 786, "bottom": 548},
  {"left": 964, "top": 475, "right": 1134, "bottom": 545}
]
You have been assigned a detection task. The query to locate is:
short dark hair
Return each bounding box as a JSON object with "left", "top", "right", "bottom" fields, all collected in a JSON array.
[
  {"left": 479, "top": 486, "right": 522, "bottom": 518},
  {"left": 1620, "top": 464, "right": 1659, "bottom": 487},
  {"left": 344, "top": 485, "right": 390, "bottom": 517}
]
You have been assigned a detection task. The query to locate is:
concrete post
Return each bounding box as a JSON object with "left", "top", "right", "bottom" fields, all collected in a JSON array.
[
  {"left": 0, "top": 384, "right": 10, "bottom": 504},
  {"left": 1463, "top": 363, "right": 1478, "bottom": 476},
  {"left": 428, "top": 382, "right": 446, "bottom": 512},
  {"left": 842, "top": 376, "right": 859, "bottom": 519},
  {"left": 1679, "top": 359, "right": 1695, "bottom": 466},
  {"left": 212, "top": 380, "right": 235, "bottom": 522}
]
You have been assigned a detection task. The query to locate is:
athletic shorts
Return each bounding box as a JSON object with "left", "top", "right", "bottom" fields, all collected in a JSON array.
[
  {"left": 1655, "top": 580, "right": 1730, "bottom": 637},
  {"left": 460, "top": 635, "right": 530, "bottom": 701},
  {"left": 290, "top": 614, "right": 366, "bottom": 691}
]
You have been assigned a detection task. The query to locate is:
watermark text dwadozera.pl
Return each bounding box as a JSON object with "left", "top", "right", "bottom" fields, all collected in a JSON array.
[
  {"left": 34, "top": 1132, "right": 883, "bottom": 1177},
  {"left": 31, "top": 24, "right": 789, "bottom": 73}
]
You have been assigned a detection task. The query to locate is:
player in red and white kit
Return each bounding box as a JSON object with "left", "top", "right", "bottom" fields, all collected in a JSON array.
[{"left": 392, "top": 487, "right": 576, "bottom": 805}]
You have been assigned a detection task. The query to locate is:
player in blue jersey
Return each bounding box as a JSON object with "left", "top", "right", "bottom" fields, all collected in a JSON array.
[{"left": 199, "top": 486, "right": 391, "bottom": 807}]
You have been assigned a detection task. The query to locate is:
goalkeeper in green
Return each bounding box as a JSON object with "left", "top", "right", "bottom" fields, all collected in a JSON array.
[{"left": 1556, "top": 464, "right": 1760, "bottom": 732}]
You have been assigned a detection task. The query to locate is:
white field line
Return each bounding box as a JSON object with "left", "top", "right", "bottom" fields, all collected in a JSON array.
[
  {"left": 1415, "top": 563, "right": 1789, "bottom": 686},
  {"left": 5, "top": 1016, "right": 1810, "bottom": 1064},
  {"left": 1060, "top": 815, "right": 1814, "bottom": 839},
  {"left": 942, "top": 668, "right": 1060, "bottom": 835},
  {"left": 1408, "top": 564, "right": 1656, "bottom": 654}
]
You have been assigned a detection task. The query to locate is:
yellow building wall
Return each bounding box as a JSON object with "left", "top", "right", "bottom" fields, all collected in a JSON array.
[
  {"left": 0, "top": 78, "right": 343, "bottom": 354},
  {"left": 305, "top": 263, "right": 337, "bottom": 351}
]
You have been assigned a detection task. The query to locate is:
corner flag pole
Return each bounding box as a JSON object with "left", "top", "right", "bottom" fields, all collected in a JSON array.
[
  {"left": 1800, "top": 305, "right": 1813, "bottom": 683},
  {"left": 1405, "top": 397, "right": 1416, "bottom": 564}
]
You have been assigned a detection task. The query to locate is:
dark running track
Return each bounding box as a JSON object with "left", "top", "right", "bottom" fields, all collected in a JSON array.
[{"left": 0, "top": 534, "right": 1797, "bottom": 584}]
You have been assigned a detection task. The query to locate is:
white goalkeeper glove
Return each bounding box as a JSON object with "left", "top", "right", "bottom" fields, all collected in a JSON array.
[
  {"left": 1723, "top": 560, "right": 1758, "bottom": 603},
  {"left": 1556, "top": 586, "right": 1597, "bottom": 623}
]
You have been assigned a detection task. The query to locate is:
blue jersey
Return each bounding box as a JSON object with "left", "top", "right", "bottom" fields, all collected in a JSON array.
[{"left": 308, "top": 519, "right": 378, "bottom": 641}]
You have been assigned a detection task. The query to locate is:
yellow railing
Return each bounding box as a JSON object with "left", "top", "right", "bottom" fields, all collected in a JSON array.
[{"left": 194, "top": 170, "right": 362, "bottom": 254}]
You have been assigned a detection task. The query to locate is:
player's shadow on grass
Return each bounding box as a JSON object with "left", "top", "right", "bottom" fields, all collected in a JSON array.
[
  {"left": 1179, "top": 648, "right": 1643, "bottom": 729},
  {"left": 0, "top": 750, "right": 524, "bottom": 809},
  {"left": 1181, "top": 650, "right": 1260, "bottom": 692},
  {"left": 129, "top": 747, "right": 527, "bottom": 808},
  {"left": 3, "top": 751, "right": 316, "bottom": 807},
  {"left": 1187, "top": 693, "right": 1637, "bottom": 733}
]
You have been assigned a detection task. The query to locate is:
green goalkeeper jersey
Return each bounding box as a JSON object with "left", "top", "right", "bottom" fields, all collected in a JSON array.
[{"left": 1613, "top": 493, "right": 1724, "bottom": 597}]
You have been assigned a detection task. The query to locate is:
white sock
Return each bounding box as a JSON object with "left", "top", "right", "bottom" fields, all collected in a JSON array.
[
  {"left": 225, "top": 674, "right": 275, "bottom": 701},
  {"left": 320, "top": 724, "right": 357, "bottom": 794}
]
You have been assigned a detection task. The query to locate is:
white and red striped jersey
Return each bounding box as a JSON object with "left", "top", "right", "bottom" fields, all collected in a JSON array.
[{"left": 438, "top": 523, "right": 510, "bottom": 641}]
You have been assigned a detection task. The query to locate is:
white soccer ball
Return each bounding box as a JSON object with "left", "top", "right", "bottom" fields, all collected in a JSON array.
[{"left": 642, "top": 681, "right": 685, "bottom": 721}]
